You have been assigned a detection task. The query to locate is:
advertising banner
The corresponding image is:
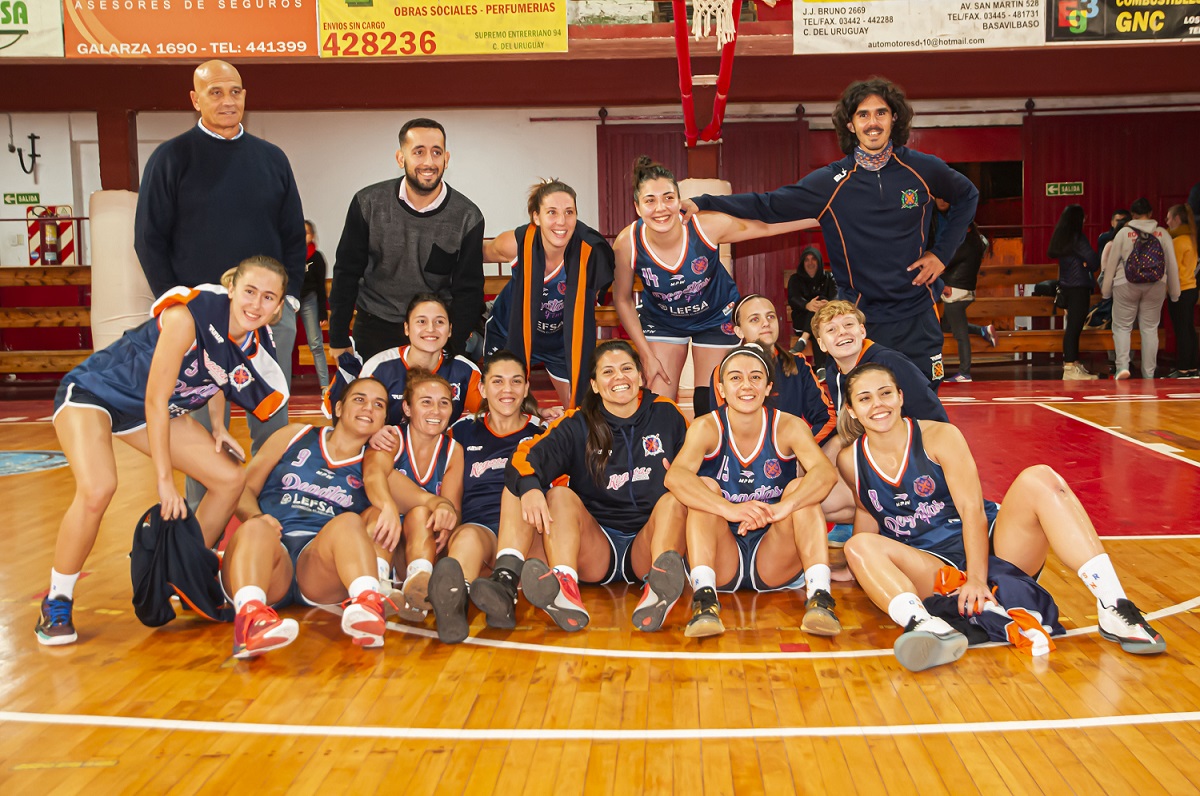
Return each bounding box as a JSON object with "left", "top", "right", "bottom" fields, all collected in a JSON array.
[
  {"left": 62, "top": 0, "right": 317, "bottom": 59},
  {"left": 316, "top": 0, "right": 567, "bottom": 58},
  {"left": 1046, "top": 0, "right": 1200, "bottom": 42},
  {"left": 1, "top": 0, "right": 64, "bottom": 57}
]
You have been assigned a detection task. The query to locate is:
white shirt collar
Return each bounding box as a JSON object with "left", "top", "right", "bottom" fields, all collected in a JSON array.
[
  {"left": 398, "top": 179, "right": 448, "bottom": 213},
  {"left": 197, "top": 119, "right": 244, "bottom": 140}
]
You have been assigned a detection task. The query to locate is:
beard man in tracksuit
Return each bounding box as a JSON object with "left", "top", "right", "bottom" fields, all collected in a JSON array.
[{"left": 684, "top": 77, "right": 979, "bottom": 390}]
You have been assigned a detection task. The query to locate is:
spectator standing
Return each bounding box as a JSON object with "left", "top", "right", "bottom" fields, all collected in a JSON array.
[
  {"left": 1101, "top": 198, "right": 1181, "bottom": 380},
  {"left": 939, "top": 215, "right": 996, "bottom": 383},
  {"left": 300, "top": 221, "right": 331, "bottom": 391},
  {"left": 1049, "top": 205, "right": 1101, "bottom": 380},
  {"left": 328, "top": 118, "right": 485, "bottom": 363},
  {"left": 1165, "top": 204, "right": 1198, "bottom": 378},
  {"left": 786, "top": 245, "right": 837, "bottom": 375}
]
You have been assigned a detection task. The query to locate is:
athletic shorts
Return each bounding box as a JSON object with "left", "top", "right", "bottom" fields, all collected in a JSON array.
[
  {"left": 581, "top": 525, "right": 640, "bottom": 586},
  {"left": 221, "top": 529, "right": 323, "bottom": 610},
  {"left": 867, "top": 310, "right": 945, "bottom": 388},
  {"left": 459, "top": 521, "right": 497, "bottom": 537},
  {"left": 53, "top": 382, "right": 146, "bottom": 435},
  {"left": 916, "top": 505, "right": 1000, "bottom": 572},
  {"left": 483, "top": 323, "right": 570, "bottom": 382},
  {"left": 715, "top": 524, "right": 806, "bottom": 594},
  {"left": 639, "top": 303, "right": 739, "bottom": 348}
]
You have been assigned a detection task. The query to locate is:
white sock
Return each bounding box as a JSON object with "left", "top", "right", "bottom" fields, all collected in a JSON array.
[
  {"left": 691, "top": 565, "right": 717, "bottom": 593},
  {"left": 49, "top": 568, "right": 80, "bottom": 600},
  {"left": 887, "top": 592, "right": 929, "bottom": 628},
  {"left": 553, "top": 564, "right": 579, "bottom": 583},
  {"left": 234, "top": 585, "right": 268, "bottom": 611},
  {"left": 496, "top": 548, "right": 525, "bottom": 562},
  {"left": 805, "top": 564, "right": 831, "bottom": 599},
  {"left": 406, "top": 559, "right": 433, "bottom": 580},
  {"left": 376, "top": 557, "right": 392, "bottom": 584},
  {"left": 1077, "top": 553, "right": 1126, "bottom": 608},
  {"left": 347, "top": 576, "right": 380, "bottom": 600}
]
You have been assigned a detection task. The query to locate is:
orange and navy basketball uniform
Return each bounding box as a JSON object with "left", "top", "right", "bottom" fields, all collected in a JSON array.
[
  {"left": 393, "top": 426, "right": 458, "bottom": 498},
  {"left": 450, "top": 412, "right": 542, "bottom": 533},
  {"left": 324, "top": 344, "right": 481, "bottom": 427}
]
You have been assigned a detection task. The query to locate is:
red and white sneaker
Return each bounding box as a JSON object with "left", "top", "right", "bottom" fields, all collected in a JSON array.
[
  {"left": 232, "top": 600, "right": 299, "bottom": 660},
  {"left": 341, "top": 591, "right": 391, "bottom": 648},
  {"left": 520, "top": 558, "right": 589, "bottom": 632}
]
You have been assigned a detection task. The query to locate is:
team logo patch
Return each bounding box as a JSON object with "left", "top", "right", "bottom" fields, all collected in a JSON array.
[
  {"left": 347, "top": 475, "right": 363, "bottom": 489},
  {"left": 900, "top": 189, "right": 920, "bottom": 210},
  {"left": 451, "top": 383, "right": 462, "bottom": 401},
  {"left": 913, "top": 475, "right": 936, "bottom": 498},
  {"left": 642, "top": 434, "right": 663, "bottom": 456},
  {"left": 721, "top": 321, "right": 734, "bottom": 336},
  {"left": 690, "top": 256, "right": 709, "bottom": 275},
  {"left": 229, "top": 364, "right": 253, "bottom": 391},
  {"left": 931, "top": 355, "right": 944, "bottom": 381},
  {"left": 763, "top": 458, "right": 782, "bottom": 479},
  {"left": 557, "top": 281, "right": 567, "bottom": 295}
]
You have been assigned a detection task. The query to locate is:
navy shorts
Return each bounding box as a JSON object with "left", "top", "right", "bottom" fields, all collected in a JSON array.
[
  {"left": 919, "top": 506, "right": 1000, "bottom": 572},
  {"left": 53, "top": 382, "right": 146, "bottom": 435},
  {"left": 581, "top": 525, "right": 640, "bottom": 586},
  {"left": 867, "top": 310, "right": 945, "bottom": 388},
  {"left": 220, "top": 529, "right": 324, "bottom": 610},
  {"left": 715, "top": 524, "right": 806, "bottom": 593},
  {"left": 639, "top": 302, "right": 739, "bottom": 348}
]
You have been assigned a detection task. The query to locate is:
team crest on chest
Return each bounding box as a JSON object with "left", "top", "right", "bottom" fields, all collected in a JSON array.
[
  {"left": 642, "top": 434, "right": 663, "bottom": 456},
  {"left": 721, "top": 321, "right": 734, "bottom": 336},
  {"left": 451, "top": 383, "right": 461, "bottom": 401},
  {"left": 763, "top": 458, "right": 782, "bottom": 479},
  {"left": 900, "top": 189, "right": 920, "bottom": 210},
  {"left": 347, "top": 475, "right": 363, "bottom": 489},
  {"left": 913, "top": 475, "right": 936, "bottom": 498},
  {"left": 557, "top": 281, "right": 567, "bottom": 295},
  {"left": 229, "top": 364, "right": 253, "bottom": 391},
  {"left": 690, "top": 257, "right": 709, "bottom": 275}
]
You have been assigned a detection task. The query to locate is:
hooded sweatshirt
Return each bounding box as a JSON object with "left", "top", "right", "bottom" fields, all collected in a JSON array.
[
  {"left": 1101, "top": 218, "right": 1181, "bottom": 300},
  {"left": 1169, "top": 223, "right": 1197, "bottom": 293}
]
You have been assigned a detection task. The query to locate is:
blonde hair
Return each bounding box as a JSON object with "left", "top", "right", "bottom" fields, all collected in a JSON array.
[
  {"left": 810, "top": 299, "right": 864, "bottom": 339},
  {"left": 220, "top": 255, "right": 289, "bottom": 325},
  {"left": 1168, "top": 204, "right": 1197, "bottom": 253}
]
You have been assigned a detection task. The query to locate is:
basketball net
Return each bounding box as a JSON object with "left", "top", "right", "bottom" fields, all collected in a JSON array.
[{"left": 672, "top": 0, "right": 743, "bottom": 148}]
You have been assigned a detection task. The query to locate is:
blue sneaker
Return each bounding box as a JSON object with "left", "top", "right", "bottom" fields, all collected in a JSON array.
[
  {"left": 36, "top": 595, "right": 77, "bottom": 646},
  {"left": 947, "top": 373, "right": 972, "bottom": 383},
  {"left": 827, "top": 524, "right": 853, "bottom": 548},
  {"left": 981, "top": 324, "right": 997, "bottom": 347}
]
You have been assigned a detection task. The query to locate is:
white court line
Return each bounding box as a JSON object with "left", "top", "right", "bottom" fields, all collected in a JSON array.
[
  {"left": 317, "top": 594, "right": 1200, "bottom": 661},
  {"left": 1037, "top": 402, "right": 1200, "bottom": 470},
  {"left": 2, "top": 708, "right": 1199, "bottom": 742}
]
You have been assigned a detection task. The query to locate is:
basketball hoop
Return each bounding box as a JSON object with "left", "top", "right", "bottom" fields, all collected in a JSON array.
[{"left": 672, "top": 0, "right": 743, "bottom": 148}]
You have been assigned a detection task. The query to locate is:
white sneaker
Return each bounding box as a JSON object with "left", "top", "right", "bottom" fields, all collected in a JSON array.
[
  {"left": 1097, "top": 599, "right": 1166, "bottom": 654},
  {"left": 893, "top": 615, "right": 968, "bottom": 672}
]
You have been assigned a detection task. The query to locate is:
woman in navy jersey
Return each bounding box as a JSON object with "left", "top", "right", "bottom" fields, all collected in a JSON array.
[
  {"left": 836, "top": 363, "right": 1167, "bottom": 672},
  {"left": 325, "top": 293, "right": 481, "bottom": 431},
  {"left": 479, "top": 340, "right": 690, "bottom": 634},
  {"left": 380, "top": 369, "right": 463, "bottom": 623},
  {"left": 484, "top": 180, "right": 614, "bottom": 408},
  {"left": 612, "top": 155, "right": 815, "bottom": 414},
  {"left": 220, "top": 377, "right": 398, "bottom": 659},
  {"left": 427, "top": 351, "right": 544, "bottom": 643},
  {"left": 667, "top": 344, "right": 841, "bottom": 639},
  {"left": 37, "top": 256, "right": 290, "bottom": 647}
]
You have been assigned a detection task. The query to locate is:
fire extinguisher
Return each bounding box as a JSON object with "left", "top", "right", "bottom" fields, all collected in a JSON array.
[{"left": 37, "top": 207, "right": 60, "bottom": 265}]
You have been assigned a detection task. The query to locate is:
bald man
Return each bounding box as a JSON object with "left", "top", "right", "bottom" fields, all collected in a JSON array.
[{"left": 135, "top": 61, "right": 306, "bottom": 503}]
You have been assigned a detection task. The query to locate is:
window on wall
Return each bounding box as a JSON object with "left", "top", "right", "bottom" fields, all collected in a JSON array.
[{"left": 949, "top": 160, "right": 1022, "bottom": 238}]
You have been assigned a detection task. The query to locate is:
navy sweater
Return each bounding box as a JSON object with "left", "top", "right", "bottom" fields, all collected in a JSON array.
[
  {"left": 135, "top": 125, "right": 306, "bottom": 299},
  {"left": 693, "top": 146, "right": 979, "bottom": 324},
  {"left": 830, "top": 340, "right": 948, "bottom": 423}
]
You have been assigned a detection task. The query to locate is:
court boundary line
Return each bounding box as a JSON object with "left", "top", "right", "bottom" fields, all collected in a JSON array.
[
  {"left": 1036, "top": 402, "right": 1200, "bottom": 470},
  {"left": 2, "top": 708, "right": 1198, "bottom": 742}
]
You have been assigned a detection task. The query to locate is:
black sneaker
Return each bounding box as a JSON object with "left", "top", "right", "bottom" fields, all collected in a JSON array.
[
  {"left": 469, "top": 567, "right": 519, "bottom": 629},
  {"left": 429, "top": 558, "right": 471, "bottom": 644},
  {"left": 684, "top": 586, "right": 724, "bottom": 638},
  {"left": 800, "top": 589, "right": 841, "bottom": 637},
  {"left": 36, "top": 595, "right": 78, "bottom": 646},
  {"left": 631, "top": 550, "right": 686, "bottom": 632}
]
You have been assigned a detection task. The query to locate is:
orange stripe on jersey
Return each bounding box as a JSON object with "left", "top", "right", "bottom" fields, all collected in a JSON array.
[
  {"left": 404, "top": 426, "right": 446, "bottom": 486},
  {"left": 172, "top": 586, "right": 220, "bottom": 622},
  {"left": 319, "top": 425, "right": 364, "bottom": 467},
  {"left": 728, "top": 408, "right": 768, "bottom": 467},
  {"left": 770, "top": 409, "right": 797, "bottom": 462},
  {"left": 462, "top": 369, "right": 483, "bottom": 414},
  {"left": 571, "top": 242, "right": 591, "bottom": 401},
  {"left": 521, "top": 230, "right": 536, "bottom": 377},
  {"left": 862, "top": 417, "right": 913, "bottom": 487},
  {"left": 691, "top": 215, "right": 718, "bottom": 251},
  {"left": 509, "top": 407, "right": 579, "bottom": 479},
  {"left": 151, "top": 286, "right": 204, "bottom": 319},
  {"left": 809, "top": 368, "right": 837, "bottom": 443},
  {"left": 638, "top": 221, "right": 686, "bottom": 273},
  {"left": 251, "top": 391, "right": 286, "bottom": 423}
]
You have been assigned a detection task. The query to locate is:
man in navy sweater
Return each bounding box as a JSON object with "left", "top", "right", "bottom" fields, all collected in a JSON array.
[
  {"left": 135, "top": 60, "right": 306, "bottom": 503},
  {"left": 685, "top": 77, "right": 979, "bottom": 390}
]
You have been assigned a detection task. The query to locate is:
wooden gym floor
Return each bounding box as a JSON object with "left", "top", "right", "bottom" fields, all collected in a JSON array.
[{"left": 1, "top": 380, "right": 1199, "bottom": 794}]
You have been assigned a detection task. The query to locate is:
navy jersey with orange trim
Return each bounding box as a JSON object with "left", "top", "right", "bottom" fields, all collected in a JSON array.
[
  {"left": 257, "top": 425, "right": 372, "bottom": 539},
  {"left": 60, "top": 284, "right": 288, "bottom": 423},
  {"left": 451, "top": 412, "right": 542, "bottom": 528},
  {"left": 691, "top": 146, "right": 978, "bottom": 324},
  {"left": 505, "top": 389, "right": 688, "bottom": 533},
  {"left": 631, "top": 216, "right": 739, "bottom": 333},
  {"left": 852, "top": 418, "right": 998, "bottom": 566},
  {"left": 394, "top": 426, "right": 458, "bottom": 497},
  {"left": 710, "top": 350, "right": 835, "bottom": 445},
  {"left": 829, "top": 340, "right": 948, "bottom": 423},
  {"left": 699, "top": 406, "right": 796, "bottom": 504},
  {"left": 324, "top": 344, "right": 481, "bottom": 427}
]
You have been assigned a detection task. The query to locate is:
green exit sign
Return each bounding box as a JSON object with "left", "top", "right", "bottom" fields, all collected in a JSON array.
[
  {"left": 3, "top": 193, "right": 40, "bottom": 205},
  {"left": 1046, "top": 182, "right": 1084, "bottom": 197}
]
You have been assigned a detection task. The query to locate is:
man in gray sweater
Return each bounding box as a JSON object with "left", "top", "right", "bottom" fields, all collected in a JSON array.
[{"left": 329, "top": 118, "right": 485, "bottom": 361}]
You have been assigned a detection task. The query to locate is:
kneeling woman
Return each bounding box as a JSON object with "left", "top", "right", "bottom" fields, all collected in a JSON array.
[
  {"left": 427, "top": 351, "right": 544, "bottom": 643},
  {"left": 221, "top": 377, "right": 398, "bottom": 659},
  {"left": 490, "top": 340, "right": 690, "bottom": 633},
  {"left": 837, "top": 363, "right": 1166, "bottom": 672},
  {"left": 666, "top": 344, "right": 841, "bottom": 639},
  {"left": 39, "top": 256, "right": 290, "bottom": 646}
]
